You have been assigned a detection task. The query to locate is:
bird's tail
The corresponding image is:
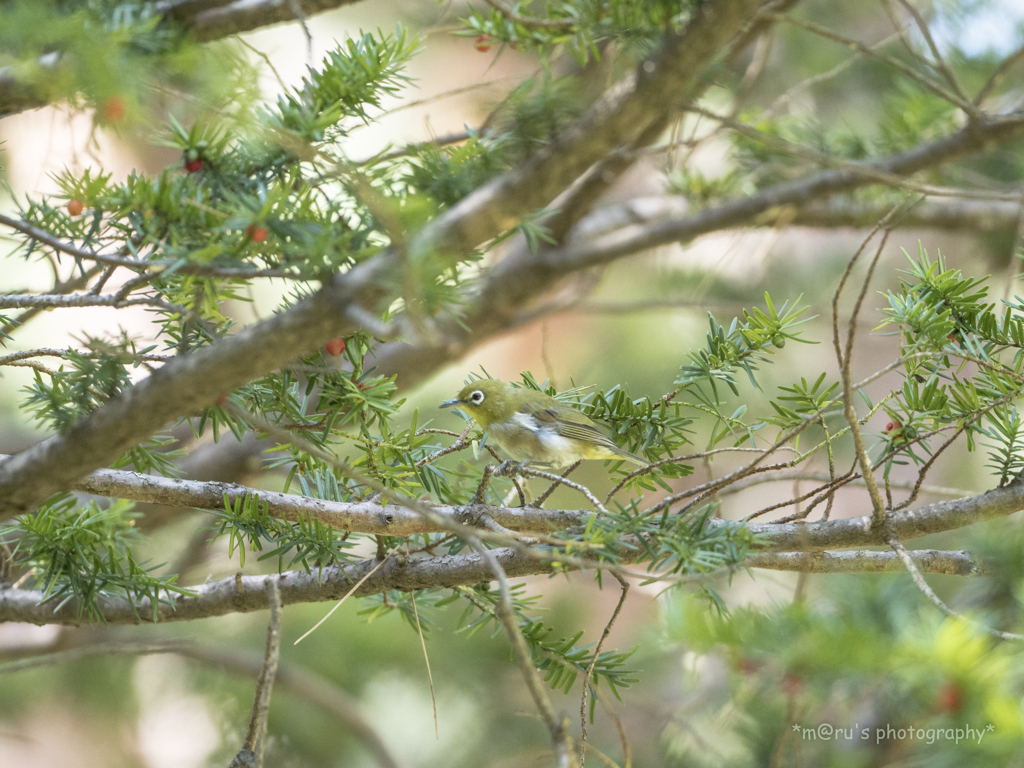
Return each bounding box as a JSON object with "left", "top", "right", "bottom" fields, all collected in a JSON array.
[{"left": 612, "top": 445, "right": 650, "bottom": 467}]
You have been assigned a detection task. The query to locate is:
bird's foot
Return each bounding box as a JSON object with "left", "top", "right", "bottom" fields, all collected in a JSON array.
[{"left": 495, "top": 460, "right": 529, "bottom": 477}]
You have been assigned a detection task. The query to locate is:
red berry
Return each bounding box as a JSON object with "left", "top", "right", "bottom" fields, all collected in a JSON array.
[
  {"left": 67, "top": 199, "right": 83, "bottom": 216},
  {"left": 475, "top": 35, "right": 491, "bottom": 52},
  {"left": 735, "top": 657, "right": 761, "bottom": 675},
  {"left": 781, "top": 673, "right": 803, "bottom": 697},
  {"left": 185, "top": 158, "right": 203, "bottom": 173},
  {"left": 216, "top": 393, "right": 228, "bottom": 408},
  {"left": 935, "top": 681, "right": 964, "bottom": 713},
  {"left": 885, "top": 421, "right": 902, "bottom": 433},
  {"left": 246, "top": 225, "right": 268, "bottom": 243},
  {"left": 100, "top": 96, "right": 126, "bottom": 124},
  {"left": 325, "top": 338, "right": 346, "bottom": 356}
]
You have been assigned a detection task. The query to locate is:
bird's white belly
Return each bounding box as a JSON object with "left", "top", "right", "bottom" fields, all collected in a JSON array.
[{"left": 488, "top": 413, "right": 587, "bottom": 468}]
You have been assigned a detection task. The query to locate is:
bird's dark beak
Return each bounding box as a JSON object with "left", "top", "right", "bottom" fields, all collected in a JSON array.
[{"left": 439, "top": 398, "right": 461, "bottom": 409}]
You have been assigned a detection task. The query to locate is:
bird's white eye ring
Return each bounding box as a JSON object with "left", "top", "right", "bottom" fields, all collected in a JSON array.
[{"left": 469, "top": 390, "right": 485, "bottom": 404}]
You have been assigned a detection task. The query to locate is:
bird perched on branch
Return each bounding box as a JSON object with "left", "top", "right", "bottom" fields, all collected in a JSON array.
[{"left": 441, "top": 379, "right": 649, "bottom": 470}]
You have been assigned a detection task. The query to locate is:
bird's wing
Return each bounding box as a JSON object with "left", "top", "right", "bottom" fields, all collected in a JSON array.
[
  {"left": 524, "top": 407, "right": 559, "bottom": 424},
  {"left": 518, "top": 403, "right": 613, "bottom": 444},
  {"left": 516, "top": 402, "right": 646, "bottom": 463},
  {"left": 554, "top": 419, "right": 621, "bottom": 449}
]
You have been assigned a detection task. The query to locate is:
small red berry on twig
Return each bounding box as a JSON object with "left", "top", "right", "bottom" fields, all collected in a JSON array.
[
  {"left": 475, "top": 35, "right": 491, "bottom": 52},
  {"left": 935, "top": 681, "right": 964, "bottom": 713},
  {"left": 885, "top": 421, "right": 902, "bottom": 433},
  {"left": 100, "top": 96, "right": 126, "bottom": 124},
  {"left": 246, "top": 224, "right": 268, "bottom": 243},
  {"left": 67, "top": 199, "right": 84, "bottom": 216},
  {"left": 781, "top": 673, "right": 803, "bottom": 698},
  {"left": 326, "top": 338, "right": 346, "bottom": 356}
]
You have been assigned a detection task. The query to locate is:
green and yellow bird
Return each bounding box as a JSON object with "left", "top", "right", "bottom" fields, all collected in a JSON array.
[{"left": 440, "top": 379, "right": 649, "bottom": 470}]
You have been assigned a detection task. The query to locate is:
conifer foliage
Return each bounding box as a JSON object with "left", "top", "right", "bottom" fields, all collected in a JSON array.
[{"left": 3, "top": 1, "right": 1024, "bottom": 766}]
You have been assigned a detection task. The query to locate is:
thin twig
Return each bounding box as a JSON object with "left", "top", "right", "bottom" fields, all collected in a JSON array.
[
  {"left": 0, "top": 347, "right": 172, "bottom": 367},
  {"left": 468, "top": 534, "right": 578, "bottom": 766},
  {"left": 230, "top": 579, "right": 283, "bottom": 768},
  {"left": 533, "top": 461, "right": 582, "bottom": 508},
  {"left": 0, "top": 640, "right": 189, "bottom": 676},
  {"left": 604, "top": 447, "right": 784, "bottom": 504},
  {"left": 763, "top": 30, "right": 904, "bottom": 119},
  {"left": 237, "top": 37, "right": 290, "bottom": 93},
  {"left": 974, "top": 40, "right": 1024, "bottom": 105},
  {"left": 513, "top": 465, "right": 609, "bottom": 515},
  {"left": 768, "top": 11, "right": 981, "bottom": 117},
  {"left": 0, "top": 212, "right": 299, "bottom": 280},
  {"left": 409, "top": 588, "right": 439, "bottom": 739},
  {"left": 886, "top": 533, "right": 1024, "bottom": 641},
  {"left": 293, "top": 558, "right": 387, "bottom": 645},
  {"left": 832, "top": 204, "right": 907, "bottom": 523},
  {"left": 580, "top": 572, "right": 629, "bottom": 767},
  {"left": 894, "top": 0, "right": 971, "bottom": 106}
]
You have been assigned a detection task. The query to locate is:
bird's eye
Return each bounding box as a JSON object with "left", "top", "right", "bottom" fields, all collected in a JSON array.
[{"left": 469, "top": 390, "right": 485, "bottom": 404}]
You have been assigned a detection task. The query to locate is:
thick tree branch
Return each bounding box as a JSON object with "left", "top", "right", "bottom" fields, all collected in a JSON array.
[
  {"left": 0, "top": 265, "right": 388, "bottom": 521},
  {"left": 417, "top": 0, "right": 763, "bottom": 256},
  {"left": 0, "top": 0, "right": 764, "bottom": 520},
  {"left": 0, "top": 533, "right": 1003, "bottom": 628},
  {"left": 179, "top": 0, "right": 365, "bottom": 43},
  {"left": 371, "top": 110, "right": 1024, "bottom": 390},
  {"left": 0, "top": 548, "right": 552, "bottom": 626},
  {"left": 38, "top": 454, "right": 1024, "bottom": 547},
  {"left": 4, "top": 474, "right": 1023, "bottom": 627},
  {"left": 791, "top": 196, "right": 1023, "bottom": 231},
  {"left": 540, "top": 113, "right": 1024, "bottom": 273},
  {"left": 734, "top": 475, "right": 1024, "bottom": 551},
  {"left": 564, "top": 196, "right": 1024, "bottom": 246},
  {"left": 20, "top": 457, "right": 588, "bottom": 535}
]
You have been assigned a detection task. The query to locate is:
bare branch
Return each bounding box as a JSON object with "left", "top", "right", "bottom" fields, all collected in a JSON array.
[
  {"left": 893, "top": 0, "right": 970, "bottom": 106},
  {"left": 1, "top": 265, "right": 105, "bottom": 334},
  {"left": 792, "top": 196, "right": 1023, "bottom": 232},
  {"left": 746, "top": 548, "right": 987, "bottom": 576},
  {"left": 370, "top": 110, "right": 1024, "bottom": 391},
  {"left": 229, "top": 579, "right": 283, "bottom": 768},
  {"left": 833, "top": 206, "right": 904, "bottom": 523},
  {"left": 0, "top": 292, "right": 183, "bottom": 312},
  {"left": 885, "top": 533, "right": 1024, "bottom": 642},
  {"left": 0, "top": 640, "right": 189, "bottom": 676},
  {"left": 5, "top": 473, "right": 1024, "bottom": 627},
  {"left": 183, "top": 645, "right": 401, "bottom": 768},
  {"left": 418, "top": 0, "right": 763, "bottom": 255},
  {"left": 974, "top": 41, "right": 1024, "bottom": 106},
  {"left": 182, "top": 0, "right": 366, "bottom": 43},
  {"left": 580, "top": 573, "right": 629, "bottom": 767},
  {"left": 467, "top": 534, "right": 578, "bottom": 766},
  {"left": 733, "top": 475, "right": 1024, "bottom": 552},
  {"left": 767, "top": 11, "right": 981, "bottom": 117}
]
